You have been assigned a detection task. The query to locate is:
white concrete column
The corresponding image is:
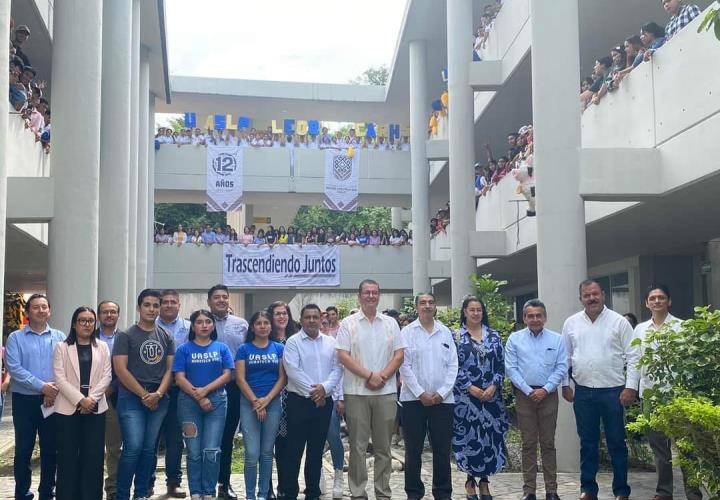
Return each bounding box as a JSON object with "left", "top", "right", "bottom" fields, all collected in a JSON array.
[
  {"left": 99, "top": 0, "right": 132, "bottom": 322},
  {"left": 147, "top": 95, "right": 156, "bottom": 288},
  {"left": 409, "top": 39, "right": 431, "bottom": 295},
  {"left": 531, "top": 0, "right": 585, "bottom": 472},
  {"left": 47, "top": 0, "right": 103, "bottom": 324},
  {"left": 0, "top": 1, "right": 9, "bottom": 337},
  {"left": 446, "top": 0, "right": 477, "bottom": 305},
  {"left": 136, "top": 48, "right": 150, "bottom": 291},
  {"left": 391, "top": 207, "right": 403, "bottom": 230},
  {"left": 127, "top": 0, "right": 140, "bottom": 320}
]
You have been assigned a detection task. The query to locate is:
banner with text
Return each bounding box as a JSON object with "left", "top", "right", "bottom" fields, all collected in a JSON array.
[
  {"left": 223, "top": 244, "right": 340, "bottom": 287},
  {"left": 324, "top": 149, "right": 359, "bottom": 212},
  {"left": 207, "top": 145, "right": 244, "bottom": 212}
]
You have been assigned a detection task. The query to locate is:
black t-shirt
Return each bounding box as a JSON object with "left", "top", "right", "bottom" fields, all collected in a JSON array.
[
  {"left": 113, "top": 325, "right": 175, "bottom": 389},
  {"left": 77, "top": 344, "right": 92, "bottom": 397}
]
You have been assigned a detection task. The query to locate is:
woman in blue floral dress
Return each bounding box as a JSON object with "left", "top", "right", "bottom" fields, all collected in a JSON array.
[{"left": 453, "top": 296, "right": 508, "bottom": 500}]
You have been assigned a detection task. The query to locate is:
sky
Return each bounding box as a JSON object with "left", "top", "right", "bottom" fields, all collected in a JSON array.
[{"left": 165, "top": 0, "right": 408, "bottom": 84}]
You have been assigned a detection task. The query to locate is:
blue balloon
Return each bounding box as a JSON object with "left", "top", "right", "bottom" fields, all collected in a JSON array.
[
  {"left": 431, "top": 100, "right": 442, "bottom": 111},
  {"left": 366, "top": 123, "right": 376, "bottom": 138},
  {"left": 308, "top": 120, "right": 320, "bottom": 135},
  {"left": 284, "top": 119, "right": 295, "bottom": 136},
  {"left": 184, "top": 112, "right": 196, "bottom": 128},
  {"left": 214, "top": 114, "right": 226, "bottom": 131}
]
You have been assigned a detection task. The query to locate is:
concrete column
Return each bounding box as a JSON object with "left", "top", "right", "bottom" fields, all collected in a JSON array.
[
  {"left": 136, "top": 48, "right": 150, "bottom": 291},
  {"left": 0, "top": 1, "right": 9, "bottom": 339},
  {"left": 127, "top": 0, "right": 140, "bottom": 321},
  {"left": 409, "top": 40, "right": 431, "bottom": 296},
  {"left": 391, "top": 207, "right": 403, "bottom": 230},
  {"left": 446, "top": 0, "right": 477, "bottom": 306},
  {"left": 47, "top": 0, "right": 103, "bottom": 324},
  {"left": 531, "top": 0, "right": 585, "bottom": 472},
  {"left": 708, "top": 239, "right": 720, "bottom": 308},
  {"left": 147, "top": 95, "right": 156, "bottom": 287},
  {"left": 99, "top": 0, "right": 132, "bottom": 323}
]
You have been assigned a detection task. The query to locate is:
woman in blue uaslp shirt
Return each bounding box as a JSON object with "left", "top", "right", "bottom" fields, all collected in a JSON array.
[
  {"left": 173, "top": 309, "right": 234, "bottom": 499},
  {"left": 453, "top": 296, "right": 508, "bottom": 500},
  {"left": 235, "top": 310, "right": 287, "bottom": 500}
]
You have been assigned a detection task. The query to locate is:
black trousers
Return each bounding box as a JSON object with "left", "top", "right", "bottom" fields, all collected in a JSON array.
[
  {"left": 402, "top": 401, "right": 454, "bottom": 500},
  {"left": 12, "top": 393, "right": 57, "bottom": 500},
  {"left": 280, "top": 393, "right": 333, "bottom": 500},
  {"left": 55, "top": 411, "right": 106, "bottom": 500},
  {"left": 219, "top": 381, "right": 241, "bottom": 486}
]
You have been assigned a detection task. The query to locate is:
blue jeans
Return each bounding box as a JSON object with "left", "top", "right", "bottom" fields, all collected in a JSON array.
[
  {"left": 116, "top": 389, "right": 169, "bottom": 500},
  {"left": 326, "top": 403, "right": 344, "bottom": 470},
  {"left": 151, "top": 386, "right": 184, "bottom": 488},
  {"left": 573, "top": 385, "right": 630, "bottom": 497},
  {"left": 240, "top": 395, "right": 282, "bottom": 500},
  {"left": 177, "top": 390, "right": 227, "bottom": 496}
]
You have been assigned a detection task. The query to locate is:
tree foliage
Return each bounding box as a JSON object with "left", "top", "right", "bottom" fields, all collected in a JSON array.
[
  {"left": 154, "top": 203, "right": 227, "bottom": 230},
  {"left": 291, "top": 206, "right": 392, "bottom": 233},
  {"left": 349, "top": 65, "right": 389, "bottom": 86},
  {"left": 628, "top": 306, "right": 720, "bottom": 494}
]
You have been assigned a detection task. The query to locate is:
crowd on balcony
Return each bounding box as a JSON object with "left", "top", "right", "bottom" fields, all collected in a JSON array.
[
  {"left": 430, "top": 202, "right": 450, "bottom": 237},
  {"left": 156, "top": 126, "right": 411, "bottom": 152},
  {"left": 475, "top": 124, "right": 536, "bottom": 216},
  {"left": 473, "top": 1, "right": 503, "bottom": 60},
  {"left": 8, "top": 20, "right": 51, "bottom": 153},
  {"left": 155, "top": 223, "right": 413, "bottom": 247},
  {"left": 580, "top": 0, "right": 701, "bottom": 110}
]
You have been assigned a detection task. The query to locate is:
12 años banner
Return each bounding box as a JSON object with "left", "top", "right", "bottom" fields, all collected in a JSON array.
[
  {"left": 207, "top": 145, "right": 243, "bottom": 212},
  {"left": 223, "top": 244, "right": 340, "bottom": 287}
]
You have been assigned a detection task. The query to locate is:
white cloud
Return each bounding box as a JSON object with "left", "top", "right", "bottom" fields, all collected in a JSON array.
[{"left": 166, "top": 0, "right": 407, "bottom": 84}]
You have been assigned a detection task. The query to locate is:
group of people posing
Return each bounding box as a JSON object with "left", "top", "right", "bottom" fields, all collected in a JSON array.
[{"left": 4, "top": 279, "right": 697, "bottom": 500}]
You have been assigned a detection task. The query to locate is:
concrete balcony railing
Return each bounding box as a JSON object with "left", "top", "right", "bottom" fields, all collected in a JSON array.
[{"left": 154, "top": 145, "right": 412, "bottom": 206}]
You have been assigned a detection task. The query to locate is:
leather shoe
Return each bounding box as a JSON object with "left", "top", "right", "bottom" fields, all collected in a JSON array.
[
  {"left": 522, "top": 495, "right": 537, "bottom": 500},
  {"left": 167, "top": 484, "right": 187, "bottom": 498},
  {"left": 546, "top": 494, "right": 561, "bottom": 500},
  {"left": 579, "top": 494, "right": 597, "bottom": 500},
  {"left": 219, "top": 484, "right": 238, "bottom": 499}
]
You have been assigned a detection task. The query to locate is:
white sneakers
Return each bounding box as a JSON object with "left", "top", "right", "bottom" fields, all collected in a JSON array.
[{"left": 333, "top": 469, "right": 344, "bottom": 499}]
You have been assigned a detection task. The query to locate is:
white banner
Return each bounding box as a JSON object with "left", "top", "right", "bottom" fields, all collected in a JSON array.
[
  {"left": 223, "top": 244, "right": 340, "bottom": 287},
  {"left": 323, "top": 149, "right": 359, "bottom": 212},
  {"left": 207, "top": 145, "right": 244, "bottom": 212}
]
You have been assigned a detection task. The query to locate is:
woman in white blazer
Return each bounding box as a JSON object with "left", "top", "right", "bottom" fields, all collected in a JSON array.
[{"left": 53, "top": 306, "right": 112, "bottom": 500}]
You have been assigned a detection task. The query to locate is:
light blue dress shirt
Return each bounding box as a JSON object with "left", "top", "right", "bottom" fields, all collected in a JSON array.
[
  {"left": 156, "top": 315, "right": 191, "bottom": 346},
  {"left": 5, "top": 325, "right": 66, "bottom": 395},
  {"left": 214, "top": 314, "right": 249, "bottom": 371},
  {"left": 504, "top": 327, "right": 568, "bottom": 396}
]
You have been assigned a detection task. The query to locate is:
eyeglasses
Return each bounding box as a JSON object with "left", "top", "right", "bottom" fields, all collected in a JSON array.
[
  {"left": 76, "top": 318, "right": 96, "bottom": 326},
  {"left": 273, "top": 311, "right": 288, "bottom": 317}
]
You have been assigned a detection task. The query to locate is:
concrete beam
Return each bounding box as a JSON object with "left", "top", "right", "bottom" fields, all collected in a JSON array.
[
  {"left": 427, "top": 259, "right": 451, "bottom": 279},
  {"left": 580, "top": 148, "right": 663, "bottom": 201},
  {"left": 6, "top": 177, "right": 54, "bottom": 222},
  {"left": 468, "top": 230, "right": 507, "bottom": 258},
  {"left": 426, "top": 139, "right": 449, "bottom": 161},
  {"left": 469, "top": 60, "right": 503, "bottom": 91}
]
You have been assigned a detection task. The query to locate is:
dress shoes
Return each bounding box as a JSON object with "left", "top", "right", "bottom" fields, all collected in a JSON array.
[
  {"left": 522, "top": 495, "right": 537, "bottom": 500},
  {"left": 167, "top": 484, "right": 188, "bottom": 498},
  {"left": 546, "top": 494, "right": 561, "bottom": 500},
  {"left": 579, "top": 493, "right": 598, "bottom": 500},
  {"left": 218, "top": 484, "right": 238, "bottom": 499}
]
